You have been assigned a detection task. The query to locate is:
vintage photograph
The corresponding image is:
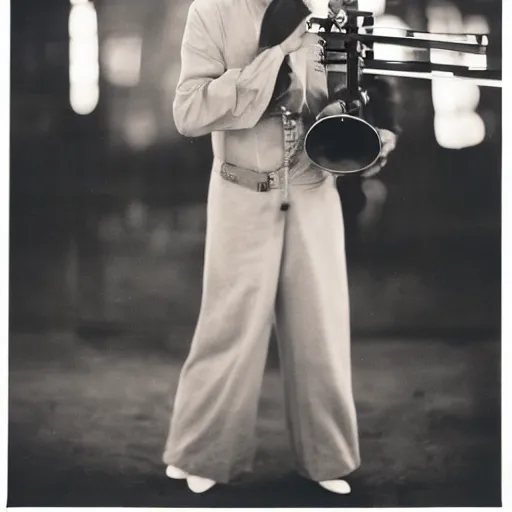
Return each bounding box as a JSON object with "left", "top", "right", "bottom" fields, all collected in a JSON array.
[{"left": 8, "top": 0, "right": 502, "bottom": 507}]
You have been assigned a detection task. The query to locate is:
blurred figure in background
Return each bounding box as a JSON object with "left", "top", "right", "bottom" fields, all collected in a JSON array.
[{"left": 162, "top": 0, "right": 398, "bottom": 496}]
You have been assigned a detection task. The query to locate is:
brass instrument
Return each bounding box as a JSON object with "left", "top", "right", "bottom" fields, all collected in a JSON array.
[{"left": 302, "top": 8, "right": 501, "bottom": 175}]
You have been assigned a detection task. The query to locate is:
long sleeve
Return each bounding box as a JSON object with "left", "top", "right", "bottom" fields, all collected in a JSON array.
[{"left": 173, "top": 1, "right": 288, "bottom": 137}]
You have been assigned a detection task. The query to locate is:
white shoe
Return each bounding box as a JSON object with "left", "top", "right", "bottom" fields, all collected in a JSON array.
[
  {"left": 187, "top": 475, "right": 217, "bottom": 494},
  {"left": 165, "top": 465, "right": 188, "bottom": 480},
  {"left": 318, "top": 479, "right": 351, "bottom": 495}
]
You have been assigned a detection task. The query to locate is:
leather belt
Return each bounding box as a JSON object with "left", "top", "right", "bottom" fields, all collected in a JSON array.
[
  {"left": 219, "top": 162, "right": 280, "bottom": 192},
  {"left": 214, "top": 110, "right": 325, "bottom": 199},
  {"left": 215, "top": 160, "right": 326, "bottom": 193}
]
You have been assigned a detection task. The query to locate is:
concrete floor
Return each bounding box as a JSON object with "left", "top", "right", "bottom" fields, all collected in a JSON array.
[{"left": 8, "top": 331, "right": 501, "bottom": 507}]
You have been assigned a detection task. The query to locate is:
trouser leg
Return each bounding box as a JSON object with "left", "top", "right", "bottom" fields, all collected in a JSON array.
[
  {"left": 163, "top": 172, "right": 284, "bottom": 483},
  {"left": 274, "top": 177, "right": 360, "bottom": 482}
]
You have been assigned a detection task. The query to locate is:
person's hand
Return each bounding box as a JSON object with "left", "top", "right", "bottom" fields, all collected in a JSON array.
[
  {"left": 361, "top": 128, "right": 397, "bottom": 178},
  {"left": 280, "top": 18, "right": 308, "bottom": 54},
  {"left": 316, "top": 95, "right": 364, "bottom": 120},
  {"left": 378, "top": 128, "right": 398, "bottom": 159},
  {"left": 316, "top": 100, "right": 347, "bottom": 120}
]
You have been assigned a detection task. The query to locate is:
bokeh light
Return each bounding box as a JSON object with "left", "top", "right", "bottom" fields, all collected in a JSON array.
[
  {"left": 427, "top": 0, "right": 487, "bottom": 149},
  {"left": 102, "top": 36, "right": 142, "bottom": 88},
  {"left": 69, "top": 0, "right": 100, "bottom": 115}
]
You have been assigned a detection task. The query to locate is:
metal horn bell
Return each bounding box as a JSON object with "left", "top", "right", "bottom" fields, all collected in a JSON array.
[
  {"left": 302, "top": 12, "right": 383, "bottom": 176},
  {"left": 304, "top": 111, "right": 382, "bottom": 175}
]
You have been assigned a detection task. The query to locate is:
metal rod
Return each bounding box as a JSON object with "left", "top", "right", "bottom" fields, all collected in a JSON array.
[
  {"left": 325, "top": 58, "right": 501, "bottom": 81},
  {"left": 360, "top": 26, "right": 488, "bottom": 44},
  {"left": 345, "top": 12, "right": 361, "bottom": 104},
  {"left": 322, "top": 32, "right": 488, "bottom": 54},
  {"left": 361, "top": 68, "right": 502, "bottom": 87}
]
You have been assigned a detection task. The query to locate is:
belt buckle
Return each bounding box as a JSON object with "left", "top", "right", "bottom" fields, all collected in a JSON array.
[{"left": 258, "top": 172, "right": 277, "bottom": 192}]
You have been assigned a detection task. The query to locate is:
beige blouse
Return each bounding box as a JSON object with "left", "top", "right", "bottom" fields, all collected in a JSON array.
[{"left": 173, "top": 0, "right": 321, "bottom": 174}]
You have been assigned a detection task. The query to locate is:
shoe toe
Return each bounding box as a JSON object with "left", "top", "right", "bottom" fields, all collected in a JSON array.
[
  {"left": 165, "top": 465, "right": 188, "bottom": 480},
  {"left": 187, "top": 475, "right": 217, "bottom": 494},
  {"left": 318, "top": 479, "right": 351, "bottom": 494}
]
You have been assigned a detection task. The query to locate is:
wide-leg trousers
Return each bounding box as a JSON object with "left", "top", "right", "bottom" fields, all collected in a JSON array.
[{"left": 162, "top": 168, "right": 360, "bottom": 484}]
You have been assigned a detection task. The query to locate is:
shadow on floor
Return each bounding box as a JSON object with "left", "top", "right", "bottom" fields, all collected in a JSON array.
[{"left": 8, "top": 331, "right": 501, "bottom": 507}]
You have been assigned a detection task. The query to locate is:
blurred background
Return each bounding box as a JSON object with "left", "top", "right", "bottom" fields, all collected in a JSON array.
[{"left": 9, "top": 0, "right": 501, "bottom": 507}]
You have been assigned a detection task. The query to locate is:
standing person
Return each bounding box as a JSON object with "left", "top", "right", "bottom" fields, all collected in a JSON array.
[{"left": 163, "top": 0, "right": 397, "bottom": 495}]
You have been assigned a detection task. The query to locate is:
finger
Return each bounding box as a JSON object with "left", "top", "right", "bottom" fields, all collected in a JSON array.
[
  {"left": 385, "top": 138, "right": 397, "bottom": 154},
  {"left": 380, "top": 143, "right": 392, "bottom": 159},
  {"left": 317, "top": 101, "right": 345, "bottom": 119},
  {"left": 361, "top": 163, "right": 382, "bottom": 178},
  {"left": 365, "top": 155, "right": 388, "bottom": 176},
  {"left": 380, "top": 136, "right": 396, "bottom": 158},
  {"left": 378, "top": 131, "right": 397, "bottom": 152}
]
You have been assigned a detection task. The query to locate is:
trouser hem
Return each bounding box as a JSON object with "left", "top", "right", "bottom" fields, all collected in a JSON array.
[
  {"left": 162, "top": 452, "right": 253, "bottom": 485},
  {"left": 296, "top": 461, "right": 361, "bottom": 482}
]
